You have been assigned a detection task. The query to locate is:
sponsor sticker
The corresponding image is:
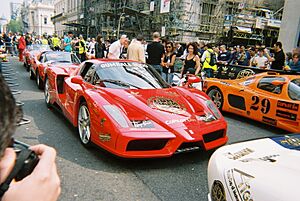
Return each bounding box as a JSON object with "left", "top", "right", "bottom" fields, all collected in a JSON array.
[
  {"left": 276, "top": 110, "right": 297, "bottom": 121},
  {"left": 271, "top": 135, "right": 300, "bottom": 151},
  {"left": 225, "top": 148, "right": 254, "bottom": 160},
  {"left": 277, "top": 100, "right": 299, "bottom": 111},
  {"left": 262, "top": 116, "right": 277, "bottom": 126}
]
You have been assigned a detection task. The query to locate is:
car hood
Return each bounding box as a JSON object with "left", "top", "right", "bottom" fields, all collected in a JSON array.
[
  {"left": 97, "top": 86, "right": 218, "bottom": 131},
  {"left": 209, "top": 134, "right": 300, "bottom": 200}
]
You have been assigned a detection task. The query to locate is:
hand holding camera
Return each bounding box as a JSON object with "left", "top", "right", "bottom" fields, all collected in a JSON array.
[{"left": 0, "top": 144, "right": 61, "bottom": 201}]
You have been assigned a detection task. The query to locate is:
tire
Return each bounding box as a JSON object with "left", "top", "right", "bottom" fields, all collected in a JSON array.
[
  {"left": 207, "top": 88, "right": 224, "bottom": 110},
  {"left": 29, "top": 68, "right": 35, "bottom": 80},
  {"left": 44, "top": 77, "right": 51, "bottom": 108},
  {"left": 36, "top": 70, "right": 44, "bottom": 89},
  {"left": 77, "top": 102, "right": 92, "bottom": 147}
]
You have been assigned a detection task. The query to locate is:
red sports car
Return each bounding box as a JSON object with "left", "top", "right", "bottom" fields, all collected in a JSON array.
[
  {"left": 30, "top": 51, "right": 80, "bottom": 89},
  {"left": 23, "top": 44, "right": 51, "bottom": 71},
  {"left": 44, "top": 60, "right": 228, "bottom": 158}
]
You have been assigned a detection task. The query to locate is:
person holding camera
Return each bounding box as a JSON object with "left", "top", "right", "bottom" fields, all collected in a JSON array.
[
  {"left": 264, "top": 41, "right": 285, "bottom": 70},
  {"left": 0, "top": 75, "right": 61, "bottom": 201}
]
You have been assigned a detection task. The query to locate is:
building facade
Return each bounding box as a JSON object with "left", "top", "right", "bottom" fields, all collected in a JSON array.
[{"left": 21, "top": 0, "right": 55, "bottom": 35}]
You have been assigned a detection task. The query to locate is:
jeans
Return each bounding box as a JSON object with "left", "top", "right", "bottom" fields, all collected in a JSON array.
[
  {"left": 162, "top": 72, "right": 174, "bottom": 84},
  {"left": 203, "top": 68, "right": 214, "bottom": 78},
  {"left": 152, "top": 64, "right": 162, "bottom": 76}
]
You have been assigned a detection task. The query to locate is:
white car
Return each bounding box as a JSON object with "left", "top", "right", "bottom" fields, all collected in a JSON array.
[{"left": 207, "top": 134, "right": 300, "bottom": 201}]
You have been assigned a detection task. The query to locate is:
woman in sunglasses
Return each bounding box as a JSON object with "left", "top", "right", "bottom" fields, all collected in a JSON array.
[
  {"left": 180, "top": 42, "right": 201, "bottom": 78},
  {"left": 161, "top": 42, "right": 176, "bottom": 84}
]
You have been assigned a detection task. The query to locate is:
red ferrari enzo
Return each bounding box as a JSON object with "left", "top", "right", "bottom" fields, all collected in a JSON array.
[
  {"left": 30, "top": 51, "right": 80, "bottom": 89},
  {"left": 44, "top": 60, "right": 228, "bottom": 158},
  {"left": 23, "top": 44, "right": 51, "bottom": 71}
]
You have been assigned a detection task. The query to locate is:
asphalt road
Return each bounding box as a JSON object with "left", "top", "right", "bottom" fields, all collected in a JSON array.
[{"left": 3, "top": 57, "right": 287, "bottom": 201}]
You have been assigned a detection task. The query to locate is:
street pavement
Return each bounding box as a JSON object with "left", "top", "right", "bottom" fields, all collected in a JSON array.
[{"left": 5, "top": 57, "right": 287, "bottom": 201}]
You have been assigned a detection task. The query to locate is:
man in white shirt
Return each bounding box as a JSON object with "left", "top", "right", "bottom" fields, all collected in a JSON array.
[
  {"left": 107, "top": 35, "right": 128, "bottom": 59},
  {"left": 254, "top": 49, "right": 268, "bottom": 69}
]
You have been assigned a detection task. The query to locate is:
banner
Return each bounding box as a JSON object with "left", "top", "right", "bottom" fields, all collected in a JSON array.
[
  {"left": 214, "top": 65, "right": 299, "bottom": 79},
  {"left": 150, "top": 1, "right": 155, "bottom": 12},
  {"left": 160, "top": 0, "right": 171, "bottom": 13}
]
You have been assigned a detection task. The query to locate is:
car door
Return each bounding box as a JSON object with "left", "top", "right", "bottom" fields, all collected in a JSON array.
[
  {"left": 224, "top": 77, "right": 256, "bottom": 117},
  {"left": 247, "top": 76, "right": 286, "bottom": 127},
  {"left": 62, "top": 62, "right": 95, "bottom": 121}
]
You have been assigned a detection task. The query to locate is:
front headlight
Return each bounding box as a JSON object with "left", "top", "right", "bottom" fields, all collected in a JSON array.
[
  {"left": 103, "top": 105, "right": 129, "bottom": 128},
  {"left": 206, "top": 100, "right": 221, "bottom": 119}
]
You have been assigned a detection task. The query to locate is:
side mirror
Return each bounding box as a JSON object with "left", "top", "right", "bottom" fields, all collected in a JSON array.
[
  {"left": 71, "top": 76, "right": 83, "bottom": 85},
  {"left": 187, "top": 75, "right": 201, "bottom": 84},
  {"left": 271, "top": 80, "right": 286, "bottom": 86}
]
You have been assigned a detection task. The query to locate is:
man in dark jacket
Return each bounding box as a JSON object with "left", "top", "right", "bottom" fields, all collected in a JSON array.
[{"left": 146, "top": 32, "right": 165, "bottom": 75}]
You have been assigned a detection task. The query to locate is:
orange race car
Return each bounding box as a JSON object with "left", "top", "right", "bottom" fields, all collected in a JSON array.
[{"left": 203, "top": 72, "right": 300, "bottom": 133}]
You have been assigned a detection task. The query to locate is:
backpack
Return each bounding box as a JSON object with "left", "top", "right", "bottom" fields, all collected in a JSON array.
[{"left": 209, "top": 51, "right": 217, "bottom": 66}]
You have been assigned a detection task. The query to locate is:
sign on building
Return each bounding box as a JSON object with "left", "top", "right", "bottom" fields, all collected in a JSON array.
[{"left": 160, "top": 0, "right": 171, "bottom": 14}]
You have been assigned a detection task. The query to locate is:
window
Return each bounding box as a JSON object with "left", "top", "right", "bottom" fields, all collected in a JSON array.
[
  {"left": 44, "top": 17, "right": 47, "bottom": 24},
  {"left": 288, "top": 79, "right": 300, "bottom": 100},
  {"left": 257, "top": 76, "right": 285, "bottom": 94}
]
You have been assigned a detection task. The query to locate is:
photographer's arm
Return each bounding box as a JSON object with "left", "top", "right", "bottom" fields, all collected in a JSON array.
[{"left": 1, "top": 144, "right": 61, "bottom": 201}]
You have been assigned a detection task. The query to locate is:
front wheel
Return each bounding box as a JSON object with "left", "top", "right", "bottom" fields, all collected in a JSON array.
[
  {"left": 207, "top": 88, "right": 224, "bottom": 110},
  {"left": 36, "top": 70, "right": 44, "bottom": 89},
  {"left": 44, "top": 77, "right": 51, "bottom": 107},
  {"left": 29, "top": 68, "right": 35, "bottom": 80},
  {"left": 78, "top": 102, "right": 92, "bottom": 147}
]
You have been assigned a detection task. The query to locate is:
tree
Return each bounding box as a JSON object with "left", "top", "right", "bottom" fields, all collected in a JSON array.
[{"left": 7, "top": 19, "right": 23, "bottom": 33}]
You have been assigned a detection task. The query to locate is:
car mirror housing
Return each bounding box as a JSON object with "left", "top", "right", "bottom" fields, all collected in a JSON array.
[
  {"left": 71, "top": 76, "right": 83, "bottom": 85},
  {"left": 187, "top": 75, "right": 201, "bottom": 84}
]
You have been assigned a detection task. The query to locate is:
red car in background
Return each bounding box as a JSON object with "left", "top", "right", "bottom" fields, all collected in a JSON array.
[
  {"left": 44, "top": 59, "right": 228, "bottom": 158},
  {"left": 23, "top": 44, "right": 51, "bottom": 71},
  {"left": 30, "top": 51, "right": 80, "bottom": 89}
]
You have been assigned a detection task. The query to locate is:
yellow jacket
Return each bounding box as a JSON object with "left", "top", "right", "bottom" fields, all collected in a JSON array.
[
  {"left": 79, "top": 39, "right": 86, "bottom": 54},
  {"left": 202, "top": 48, "right": 217, "bottom": 71},
  {"left": 52, "top": 37, "right": 61, "bottom": 47}
]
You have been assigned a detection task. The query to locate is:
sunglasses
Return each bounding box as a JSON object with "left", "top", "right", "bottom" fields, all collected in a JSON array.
[{"left": 166, "top": 46, "right": 172, "bottom": 48}]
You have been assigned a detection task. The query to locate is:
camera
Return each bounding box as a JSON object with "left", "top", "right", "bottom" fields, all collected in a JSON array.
[{"left": 11, "top": 140, "right": 39, "bottom": 181}]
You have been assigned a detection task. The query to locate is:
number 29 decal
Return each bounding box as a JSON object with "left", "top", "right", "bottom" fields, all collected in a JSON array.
[{"left": 250, "top": 96, "right": 271, "bottom": 114}]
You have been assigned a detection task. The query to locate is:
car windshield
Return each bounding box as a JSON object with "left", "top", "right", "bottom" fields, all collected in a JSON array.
[
  {"left": 95, "top": 62, "right": 169, "bottom": 89},
  {"left": 45, "top": 52, "right": 80, "bottom": 64},
  {"left": 288, "top": 78, "right": 300, "bottom": 101},
  {"left": 29, "top": 44, "right": 51, "bottom": 51}
]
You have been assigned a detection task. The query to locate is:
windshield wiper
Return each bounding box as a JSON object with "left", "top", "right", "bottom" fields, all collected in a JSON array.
[{"left": 96, "top": 79, "right": 141, "bottom": 89}]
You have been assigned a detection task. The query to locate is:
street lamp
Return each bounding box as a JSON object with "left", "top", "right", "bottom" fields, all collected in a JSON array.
[
  {"left": 53, "top": 10, "right": 56, "bottom": 33},
  {"left": 40, "top": 14, "right": 43, "bottom": 35},
  {"left": 117, "top": 13, "right": 125, "bottom": 38}
]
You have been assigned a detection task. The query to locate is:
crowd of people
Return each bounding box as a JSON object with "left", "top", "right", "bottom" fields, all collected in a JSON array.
[{"left": 1, "top": 31, "right": 300, "bottom": 83}]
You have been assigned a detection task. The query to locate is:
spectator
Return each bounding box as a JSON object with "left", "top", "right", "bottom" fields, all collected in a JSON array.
[
  {"left": 120, "top": 39, "right": 129, "bottom": 59},
  {"left": 78, "top": 35, "right": 87, "bottom": 62},
  {"left": 198, "top": 41, "right": 205, "bottom": 57},
  {"left": 249, "top": 47, "right": 257, "bottom": 67},
  {"left": 95, "top": 35, "right": 106, "bottom": 59},
  {"left": 201, "top": 43, "right": 217, "bottom": 78},
  {"left": 237, "top": 46, "right": 250, "bottom": 66},
  {"left": 287, "top": 53, "right": 300, "bottom": 72},
  {"left": 107, "top": 35, "right": 128, "bottom": 59},
  {"left": 127, "top": 34, "right": 145, "bottom": 63},
  {"left": 87, "top": 38, "right": 96, "bottom": 59},
  {"left": 146, "top": 32, "right": 165, "bottom": 75},
  {"left": 17, "top": 33, "right": 26, "bottom": 62},
  {"left": 175, "top": 42, "right": 184, "bottom": 57},
  {"left": 63, "top": 31, "right": 73, "bottom": 52},
  {"left": 161, "top": 41, "right": 176, "bottom": 84},
  {"left": 218, "top": 45, "right": 231, "bottom": 65},
  {"left": 265, "top": 41, "right": 285, "bottom": 70},
  {"left": 181, "top": 42, "right": 201, "bottom": 78},
  {"left": 253, "top": 48, "right": 268, "bottom": 69},
  {"left": 285, "top": 52, "right": 293, "bottom": 64},
  {"left": 51, "top": 33, "right": 61, "bottom": 51}
]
